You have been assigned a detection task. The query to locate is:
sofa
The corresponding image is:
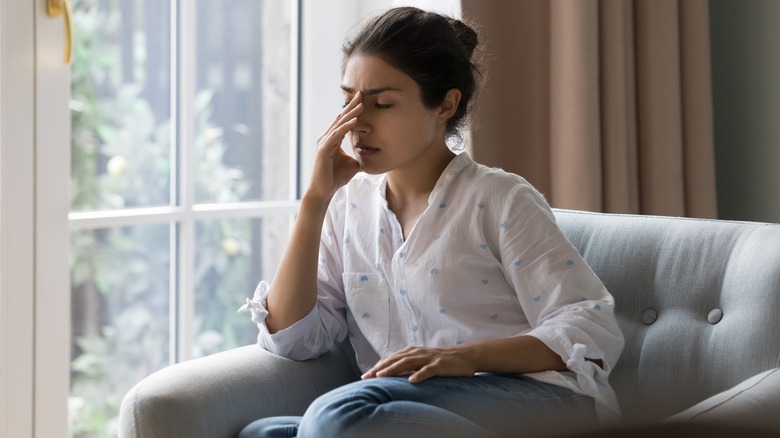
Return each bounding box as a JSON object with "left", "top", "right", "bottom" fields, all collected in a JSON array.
[{"left": 119, "top": 209, "right": 780, "bottom": 437}]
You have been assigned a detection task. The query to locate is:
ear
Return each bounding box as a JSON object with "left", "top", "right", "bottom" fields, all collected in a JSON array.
[{"left": 437, "top": 88, "right": 462, "bottom": 124}]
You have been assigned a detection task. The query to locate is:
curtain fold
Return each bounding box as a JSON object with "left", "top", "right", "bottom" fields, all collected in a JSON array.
[{"left": 462, "top": 0, "right": 717, "bottom": 218}]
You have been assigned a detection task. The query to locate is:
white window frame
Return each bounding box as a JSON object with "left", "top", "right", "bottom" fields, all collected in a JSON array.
[{"left": 1, "top": 1, "right": 70, "bottom": 437}]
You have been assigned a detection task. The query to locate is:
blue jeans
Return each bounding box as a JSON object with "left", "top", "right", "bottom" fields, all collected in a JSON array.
[{"left": 239, "top": 374, "right": 597, "bottom": 438}]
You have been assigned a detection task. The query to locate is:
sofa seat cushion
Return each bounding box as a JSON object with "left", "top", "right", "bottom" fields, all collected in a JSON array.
[{"left": 667, "top": 367, "right": 780, "bottom": 431}]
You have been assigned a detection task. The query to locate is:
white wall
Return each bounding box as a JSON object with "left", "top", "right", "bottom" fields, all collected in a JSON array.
[
  {"left": 299, "top": 0, "right": 459, "bottom": 190},
  {"left": 710, "top": 0, "right": 780, "bottom": 223}
]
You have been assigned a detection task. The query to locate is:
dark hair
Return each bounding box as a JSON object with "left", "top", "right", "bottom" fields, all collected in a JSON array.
[{"left": 343, "top": 7, "right": 481, "bottom": 139}]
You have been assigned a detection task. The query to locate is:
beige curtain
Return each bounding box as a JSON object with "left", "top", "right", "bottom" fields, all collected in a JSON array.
[{"left": 461, "top": 0, "right": 717, "bottom": 218}]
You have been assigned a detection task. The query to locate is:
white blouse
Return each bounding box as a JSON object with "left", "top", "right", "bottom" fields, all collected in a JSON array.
[{"left": 241, "top": 152, "right": 624, "bottom": 420}]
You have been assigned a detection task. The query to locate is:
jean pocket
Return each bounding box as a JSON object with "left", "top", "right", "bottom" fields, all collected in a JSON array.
[{"left": 343, "top": 273, "right": 390, "bottom": 354}]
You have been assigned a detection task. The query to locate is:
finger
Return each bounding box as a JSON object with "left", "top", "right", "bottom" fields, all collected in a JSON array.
[
  {"left": 375, "top": 356, "right": 423, "bottom": 378},
  {"left": 326, "top": 91, "right": 363, "bottom": 132},
  {"left": 320, "top": 117, "right": 358, "bottom": 153},
  {"left": 320, "top": 100, "right": 364, "bottom": 148},
  {"left": 370, "top": 347, "right": 419, "bottom": 371},
  {"left": 409, "top": 364, "right": 436, "bottom": 383},
  {"left": 361, "top": 355, "right": 397, "bottom": 379},
  {"left": 361, "top": 347, "right": 427, "bottom": 379}
]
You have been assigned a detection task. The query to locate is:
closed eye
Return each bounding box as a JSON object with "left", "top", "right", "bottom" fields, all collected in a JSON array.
[{"left": 374, "top": 103, "right": 393, "bottom": 109}]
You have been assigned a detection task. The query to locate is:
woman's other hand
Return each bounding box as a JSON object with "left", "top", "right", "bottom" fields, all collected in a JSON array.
[{"left": 361, "top": 345, "right": 477, "bottom": 384}]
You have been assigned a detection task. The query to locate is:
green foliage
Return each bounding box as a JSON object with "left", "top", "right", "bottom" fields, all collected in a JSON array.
[{"left": 69, "top": 1, "right": 260, "bottom": 436}]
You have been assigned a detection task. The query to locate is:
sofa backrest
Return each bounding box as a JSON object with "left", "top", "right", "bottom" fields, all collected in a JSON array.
[{"left": 553, "top": 209, "right": 780, "bottom": 422}]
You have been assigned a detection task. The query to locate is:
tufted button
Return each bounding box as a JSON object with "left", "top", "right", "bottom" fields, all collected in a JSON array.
[
  {"left": 641, "top": 308, "right": 658, "bottom": 325},
  {"left": 708, "top": 308, "right": 723, "bottom": 324}
]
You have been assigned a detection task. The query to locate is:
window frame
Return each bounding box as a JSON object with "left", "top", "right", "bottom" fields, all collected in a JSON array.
[{"left": 67, "top": 0, "right": 303, "bottom": 364}]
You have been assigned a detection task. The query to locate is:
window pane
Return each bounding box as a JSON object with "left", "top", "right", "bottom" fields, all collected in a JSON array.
[
  {"left": 193, "top": 215, "right": 292, "bottom": 357},
  {"left": 194, "top": 0, "right": 292, "bottom": 203},
  {"left": 71, "top": 0, "right": 171, "bottom": 212},
  {"left": 69, "top": 224, "right": 171, "bottom": 437}
]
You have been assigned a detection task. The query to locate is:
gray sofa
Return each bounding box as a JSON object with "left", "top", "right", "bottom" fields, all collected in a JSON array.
[{"left": 119, "top": 209, "right": 780, "bottom": 437}]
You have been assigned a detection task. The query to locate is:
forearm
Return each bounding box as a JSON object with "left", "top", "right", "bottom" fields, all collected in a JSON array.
[
  {"left": 265, "top": 192, "right": 331, "bottom": 334},
  {"left": 363, "top": 335, "right": 570, "bottom": 383},
  {"left": 460, "top": 336, "right": 567, "bottom": 374}
]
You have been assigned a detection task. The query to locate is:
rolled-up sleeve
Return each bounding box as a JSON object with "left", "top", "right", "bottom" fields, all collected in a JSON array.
[
  {"left": 498, "top": 183, "right": 624, "bottom": 418},
  {"left": 238, "top": 193, "right": 350, "bottom": 360}
]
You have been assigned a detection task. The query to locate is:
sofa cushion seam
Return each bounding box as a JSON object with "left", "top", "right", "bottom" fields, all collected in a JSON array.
[
  {"left": 132, "top": 382, "right": 141, "bottom": 436},
  {"left": 686, "top": 368, "right": 779, "bottom": 420}
]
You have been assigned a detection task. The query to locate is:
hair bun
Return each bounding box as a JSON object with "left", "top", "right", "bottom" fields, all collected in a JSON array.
[{"left": 447, "top": 18, "right": 478, "bottom": 59}]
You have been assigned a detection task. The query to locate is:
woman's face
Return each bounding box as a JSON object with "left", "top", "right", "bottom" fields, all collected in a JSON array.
[{"left": 341, "top": 54, "right": 446, "bottom": 175}]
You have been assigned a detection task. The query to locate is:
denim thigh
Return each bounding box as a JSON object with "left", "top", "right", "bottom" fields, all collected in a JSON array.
[{"left": 271, "top": 374, "right": 597, "bottom": 438}]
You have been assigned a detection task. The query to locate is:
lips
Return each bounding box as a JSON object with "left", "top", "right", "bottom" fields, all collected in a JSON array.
[{"left": 354, "top": 142, "right": 379, "bottom": 157}]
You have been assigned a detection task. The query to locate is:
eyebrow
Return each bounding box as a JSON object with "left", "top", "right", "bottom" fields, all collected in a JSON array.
[{"left": 340, "top": 85, "right": 401, "bottom": 95}]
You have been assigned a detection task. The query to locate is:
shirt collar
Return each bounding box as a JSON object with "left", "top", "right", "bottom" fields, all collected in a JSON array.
[
  {"left": 427, "top": 152, "right": 472, "bottom": 204},
  {"left": 374, "top": 152, "right": 473, "bottom": 204}
]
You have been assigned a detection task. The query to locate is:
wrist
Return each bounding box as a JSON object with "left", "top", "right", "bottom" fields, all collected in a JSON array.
[
  {"left": 301, "top": 189, "right": 332, "bottom": 210},
  {"left": 454, "top": 343, "right": 482, "bottom": 372}
]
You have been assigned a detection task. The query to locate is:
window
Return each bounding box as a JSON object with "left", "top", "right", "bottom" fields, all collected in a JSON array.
[
  {"left": 65, "top": 0, "right": 459, "bottom": 436},
  {"left": 68, "top": 0, "right": 298, "bottom": 435}
]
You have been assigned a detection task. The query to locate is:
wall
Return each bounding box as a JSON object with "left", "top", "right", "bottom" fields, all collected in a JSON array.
[{"left": 710, "top": 0, "right": 780, "bottom": 223}]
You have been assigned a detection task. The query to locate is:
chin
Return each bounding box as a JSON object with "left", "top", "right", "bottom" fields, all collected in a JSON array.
[{"left": 357, "top": 162, "right": 386, "bottom": 175}]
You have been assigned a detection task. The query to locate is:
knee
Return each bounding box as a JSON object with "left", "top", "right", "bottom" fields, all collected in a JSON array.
[{"left": 298, "top": 381, "right": 391, "bottom": 437}]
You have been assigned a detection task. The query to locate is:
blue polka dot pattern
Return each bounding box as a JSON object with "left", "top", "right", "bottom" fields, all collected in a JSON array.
[
  {"left": 439, "top": 307, "right": 446, "bottom": 314},
  {"left": 360, "top": 275, "right": 369, "bottom": 282},
  {"left": 594, "top": 304, "right": 602, "bottom": 311},
  {"left": 533, "top": 295, "right": 541, "bottom": 302},
  {"left": 477, "top": 202, "right": 485, "bottom": 209},
  {"left": 514, "top": 259, "right": 523, "bottom": 267},
  {"left": 500, "top": 222, "right": 508, "bottom": 229},
  {"left": 566, "top": 259, "right": 575, "bottom": 267},
  {"left": 399, "top": 288, "right": 407, "bottom": 296},
  {"left": 479, "top": 243, "right": 488, "bottom": 250},
  {"left": 481, "top": 278, "right": 489, "bottom": 285},
  {"left": 439, "top": 203, "right": 447, "bottom": 209},
  {"left": 430, "top": 268, "right": 439, "bottom": 276},
  {"left": 361, "top": 312, "right": 370, "bottom": 319},
  {"left": 489, "top": 313, "right": 498, "bottom": 320}
]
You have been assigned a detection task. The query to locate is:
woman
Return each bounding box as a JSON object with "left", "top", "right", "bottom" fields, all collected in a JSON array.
[{"left": 239, "top": 6, "right": 623, "bottom": 437}]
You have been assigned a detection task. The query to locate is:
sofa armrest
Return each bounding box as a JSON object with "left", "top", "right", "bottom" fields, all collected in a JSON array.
[
  {"left": 119, "top": 341, "right": 359, "bottom": 438},
  {"left": 667, "top": 367, "right": 780, "bottom": 432}
]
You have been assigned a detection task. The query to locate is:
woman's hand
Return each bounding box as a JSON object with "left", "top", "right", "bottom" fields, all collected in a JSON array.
[
  {"left": 361, "top": 337, "right": 569, "bottom": 384},
  {"left": 307, "top": 92, "right": 364, "bottom": 202},
  {"left": 361, "top": 345, "right": 477, "bottom": 383}
]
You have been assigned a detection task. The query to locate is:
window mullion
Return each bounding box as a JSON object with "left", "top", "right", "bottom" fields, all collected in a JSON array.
[
  {"left": 291, "top": 0, "right": 302, "bottom": 200},
  {"left": 173, "top": 0, "right": 197, "bottom": 364}
]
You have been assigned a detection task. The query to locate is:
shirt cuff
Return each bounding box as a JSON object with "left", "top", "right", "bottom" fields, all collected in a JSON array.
[
  {"left": 528, "top": 327, "right": 621, "bottom": 421},
  {"left": 238, "top": 280, "right": 320, "bottom": 357},
  {"left": 238, "top": 280, "right": 271, "bottom": 324}
]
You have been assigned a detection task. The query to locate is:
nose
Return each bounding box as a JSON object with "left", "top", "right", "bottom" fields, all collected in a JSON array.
[{"left": 352, "top": 111, "right": 370, "bottom": 134}]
